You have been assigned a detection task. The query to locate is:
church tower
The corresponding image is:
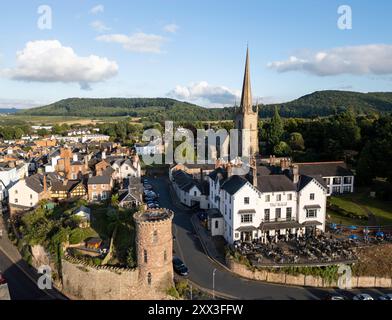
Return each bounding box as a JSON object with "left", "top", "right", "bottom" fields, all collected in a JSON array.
[{"left": 235, "top": 47, "right": 259, "bottom": 158}]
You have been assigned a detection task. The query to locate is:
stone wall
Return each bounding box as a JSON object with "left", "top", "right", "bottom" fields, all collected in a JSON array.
[
  {"left": 31, "top": 245, "right": 50, "bottom": 269},
  {"left": 61, "top": 256, "right": 169, "bottom": 300},
  {"left": 227, "top": 258, "right": 392, "bottom": 289}
]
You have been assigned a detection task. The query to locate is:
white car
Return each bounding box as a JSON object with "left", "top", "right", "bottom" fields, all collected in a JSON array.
[{"left": 353, "top": 294, "right": 374, "bottom": 301}]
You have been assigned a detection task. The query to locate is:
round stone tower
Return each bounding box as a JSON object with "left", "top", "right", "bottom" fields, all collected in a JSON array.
[{"left": 134, "top": 208, "right": 174, "bottom": 292}]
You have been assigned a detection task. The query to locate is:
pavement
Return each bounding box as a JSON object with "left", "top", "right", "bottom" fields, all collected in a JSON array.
[
  {"left": 150, "top": 176, "right": 392, "bottom": 300},
  {"left": 0, "top": 213, "right": 67, "bottom": 300}
]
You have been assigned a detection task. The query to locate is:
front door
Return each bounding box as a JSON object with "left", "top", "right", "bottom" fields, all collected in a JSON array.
[{"left": 242, "top": 232, "right": 252, "bottom": 242}]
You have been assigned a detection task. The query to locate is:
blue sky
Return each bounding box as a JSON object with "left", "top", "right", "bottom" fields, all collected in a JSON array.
[{"left": 1, "top": 0, "right": 392, "bottom": 108}]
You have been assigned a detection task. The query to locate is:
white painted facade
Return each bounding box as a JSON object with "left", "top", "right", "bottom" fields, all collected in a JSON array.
[
  {"left": 208, "top": 174, "right": 327, "bottom": 244},
  {"left": 8, "top": 180, "right": 40, "bottom": 208},
  {"left": 112, "top": 160, "right": 141, "bottom": 180},
  {"left": 323, "top": 176, "right": 354, "bottom": 195}
]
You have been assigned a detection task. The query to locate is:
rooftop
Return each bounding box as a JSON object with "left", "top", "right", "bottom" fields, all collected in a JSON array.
[{"left": 134, "top": 209, "right": 174, "bottom": 223}]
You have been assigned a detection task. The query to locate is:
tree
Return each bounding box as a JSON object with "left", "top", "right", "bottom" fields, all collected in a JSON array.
[
  {"left": 273, "top": 141, "right": 291, "bottom": 157},
  {"left": 111, "top": 194, "right": 119, "bottom": 208},
  {"left": 288, "top": 132, "right": 305, "bottom": 151},
  {"left": 268, "top": 106, "right": 284, "bottom": 150},
  {"left": 331, "top": 109, "right": 361, "bottom": 149},
  {"left": 356, "top": 142, "right": 373, "bottom": 184},
  {"left": 14, "top": 127, "right": 24, "bottom": 139},
  {"left": 126, "top": 247, "right": 137, "bottom": 268},
  {"left": 37, "top": 128, "right": 48, "bottom": 137}
]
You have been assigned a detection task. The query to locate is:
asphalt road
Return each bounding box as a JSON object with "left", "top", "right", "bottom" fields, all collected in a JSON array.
[
  {"left": 150, "top": 177, "right": 390, "bottom": 300},
  {"left": 0, "top": 249, "right": 56, "bottom": 300},
  {"left": 0, "top": 215, "right": 67, "bottom": 300}
]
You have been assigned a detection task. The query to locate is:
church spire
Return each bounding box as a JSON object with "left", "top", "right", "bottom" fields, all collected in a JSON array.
[{"left": 240, "top": 46, "right": 253, "bottom": 113}]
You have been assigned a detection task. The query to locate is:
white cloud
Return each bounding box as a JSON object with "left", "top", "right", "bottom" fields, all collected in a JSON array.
[
  {"left": 90, "top": 20, "right": 111, "bottom": 33},
  {"left": 268, "top": 44, "right": 392, "bottom": 76},
  {"left": 0, "top": 99, "right": 43, "bottom": 109},
  {"left": 163, "top": 24, "right": 179, "bottom": 34},
  {"left": 2, "top": 40, "right": 118, "bottom": 90},
  {"left": 90, "top": 5, "right": 104, "bottom": 14},
  {"left": 168, "top": 81, "right": 241, "bottom": 106},
  {"left": 96, "top": 32, "right": 166, "bottom": 54}
]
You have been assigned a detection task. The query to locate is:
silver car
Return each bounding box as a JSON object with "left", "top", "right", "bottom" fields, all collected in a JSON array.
[{"left": 353, "top": 294, "right": 374, "bottom": 301}]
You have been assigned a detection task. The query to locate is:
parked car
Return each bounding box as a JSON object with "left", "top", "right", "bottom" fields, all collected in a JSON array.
[
  {"left": 353, "top": 294, "right": 374, "bottom": 300},
  {"left": 324, "top": 294, "right": 346, "bottom": 300},
  {"left": 0, "top": 274, "right": 6, "bottom": 286},
  {"left": 0, "top": 273, "right": 10, "bottom": 300},
  {"left": 378, "top": 294, "right": 392, "bottom": 300},
  {"left": 197, "top": 211, "right": 207, "bottom": 221},
  {"left": 173, "top": 257, "right": 189, "bottom": 276}
]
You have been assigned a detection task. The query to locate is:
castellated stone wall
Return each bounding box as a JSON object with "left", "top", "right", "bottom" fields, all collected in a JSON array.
[
  {"left": 60, "top": 209, "right": 175, "bottom": 300},
  {"left": 61, "top": 256, "right": 170, "bottom": 300},
  {"left": 62, "top": 257, "right": 140, "bottom": 300}
]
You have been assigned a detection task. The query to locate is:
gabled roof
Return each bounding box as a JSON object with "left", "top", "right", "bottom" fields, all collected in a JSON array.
[
  {"left": 221, "top": 175, "right": 249, "bottom": 195},
  {"left": 295, "top": 162, "right": 353, "bottom": 177},
  {"left": 25, "top": 173, "right": 59, "bottom": 194},
  {"left": 172, "top": 170, "right": 202, "bottom": 192},
  {"left": 74, "top": 205, "right": 91, "bottom": 215},
  {"left": 208, "top": 167, "right": 228, "bottom": 183},
  {"left": 297, "top": 175, "right": 328, "bottom": 191}
]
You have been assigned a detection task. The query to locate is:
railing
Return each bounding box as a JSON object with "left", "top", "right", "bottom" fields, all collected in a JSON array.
[{"left": 261, "top": 217, "right": 297, "bottom": 223}]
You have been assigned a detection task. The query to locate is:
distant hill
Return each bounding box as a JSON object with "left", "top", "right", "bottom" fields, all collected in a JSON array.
[
  {"left": 19, "top": 97, "right": 234, "bottom": 122},
  {"left": 264, "top": 91, "right": 392, "bottom": 118},
  {"left": 0, "top": 108, "right": 18, "bottom": 114},
  {"left": 20, "top": 91, "right": 392, "bottom": 121}
]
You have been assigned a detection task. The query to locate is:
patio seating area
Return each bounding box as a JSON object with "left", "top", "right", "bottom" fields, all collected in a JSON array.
[{"left": 230, "top": 234, "right": 358, "bottom": 266}]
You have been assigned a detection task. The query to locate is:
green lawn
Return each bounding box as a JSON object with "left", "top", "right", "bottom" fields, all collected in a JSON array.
[
  {"left": 327, "top": 210, "right": 369, "bottom": 226},
  {"left": 328, "top": 192, "right": 392, "bottom": 226},
  {"left": 328, "top": 196, "right": 368, "bottom": 218}
]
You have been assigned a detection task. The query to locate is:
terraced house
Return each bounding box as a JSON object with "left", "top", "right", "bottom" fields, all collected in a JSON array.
[{"left": 87, "top": 174, "right": 113, "bottom": 201}]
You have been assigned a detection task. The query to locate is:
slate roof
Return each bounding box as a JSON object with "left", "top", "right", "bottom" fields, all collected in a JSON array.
[
  {"left": 51, "top": 179, "right": 85, "bottom": 192},
  {"left": 221, "top": 175, "right": 249, "bottom": 195},
  {"left": 172, "top": 170, "right": 202, "bottom": 193},
  {"left": 297, "top": 175, "right": 327, "bottom": 191},
  {"left": 295, "top": 162, "right": 353, "bottom": 177},
  {"left": 256, "top": 175, "right": 297, "bottom": 193},
  {"left": 88, "top": 175, "right": 112, "bottom": 185},
  {"left": 25, "top": 173, "right": 59, "bottom": 193},
  {"left": 208, "top": 167, "right": 228, "bottom": 183},
  {"left": 119, "top": 177, "right": 143, "bottom": 203},
  {"left": 74, "top": 205, "right": 91, "bottom": 215}
]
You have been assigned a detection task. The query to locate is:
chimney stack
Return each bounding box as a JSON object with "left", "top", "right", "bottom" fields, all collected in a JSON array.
[
  {"left": 43, "top": 174, "right": 47, "bottom": 193},
  {"left": 292, "top": 165, "right": 300, "bottom": 184},
  {"left": 227, "top": 163, "right": 233, "bottom": 178},
  {"left": 250, "top": 157, "right": 258, "bottom": 187}
]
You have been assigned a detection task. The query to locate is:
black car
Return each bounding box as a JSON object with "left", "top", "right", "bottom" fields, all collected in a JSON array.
[{"left": 173, "top": 257, "right": 189, "bottom": 276}]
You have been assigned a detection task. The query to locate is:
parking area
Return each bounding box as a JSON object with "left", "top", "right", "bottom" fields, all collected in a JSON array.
[{"left": 142, "top": 176, "right": 160, "bottom": 210}]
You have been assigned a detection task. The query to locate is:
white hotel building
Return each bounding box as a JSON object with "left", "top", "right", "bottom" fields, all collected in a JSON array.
[{"left": 208, "top": 163, "right": 328, "bottom": 244}]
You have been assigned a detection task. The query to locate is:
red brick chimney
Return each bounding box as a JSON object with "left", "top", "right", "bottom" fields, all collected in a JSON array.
[{"left": 43, "top": 175, "right": 47, "bottom": 193}]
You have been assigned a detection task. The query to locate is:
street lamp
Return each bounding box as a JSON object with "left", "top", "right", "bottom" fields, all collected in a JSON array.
[{"left": 212, "top": 268, "right": 217, "bottom": 300}]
